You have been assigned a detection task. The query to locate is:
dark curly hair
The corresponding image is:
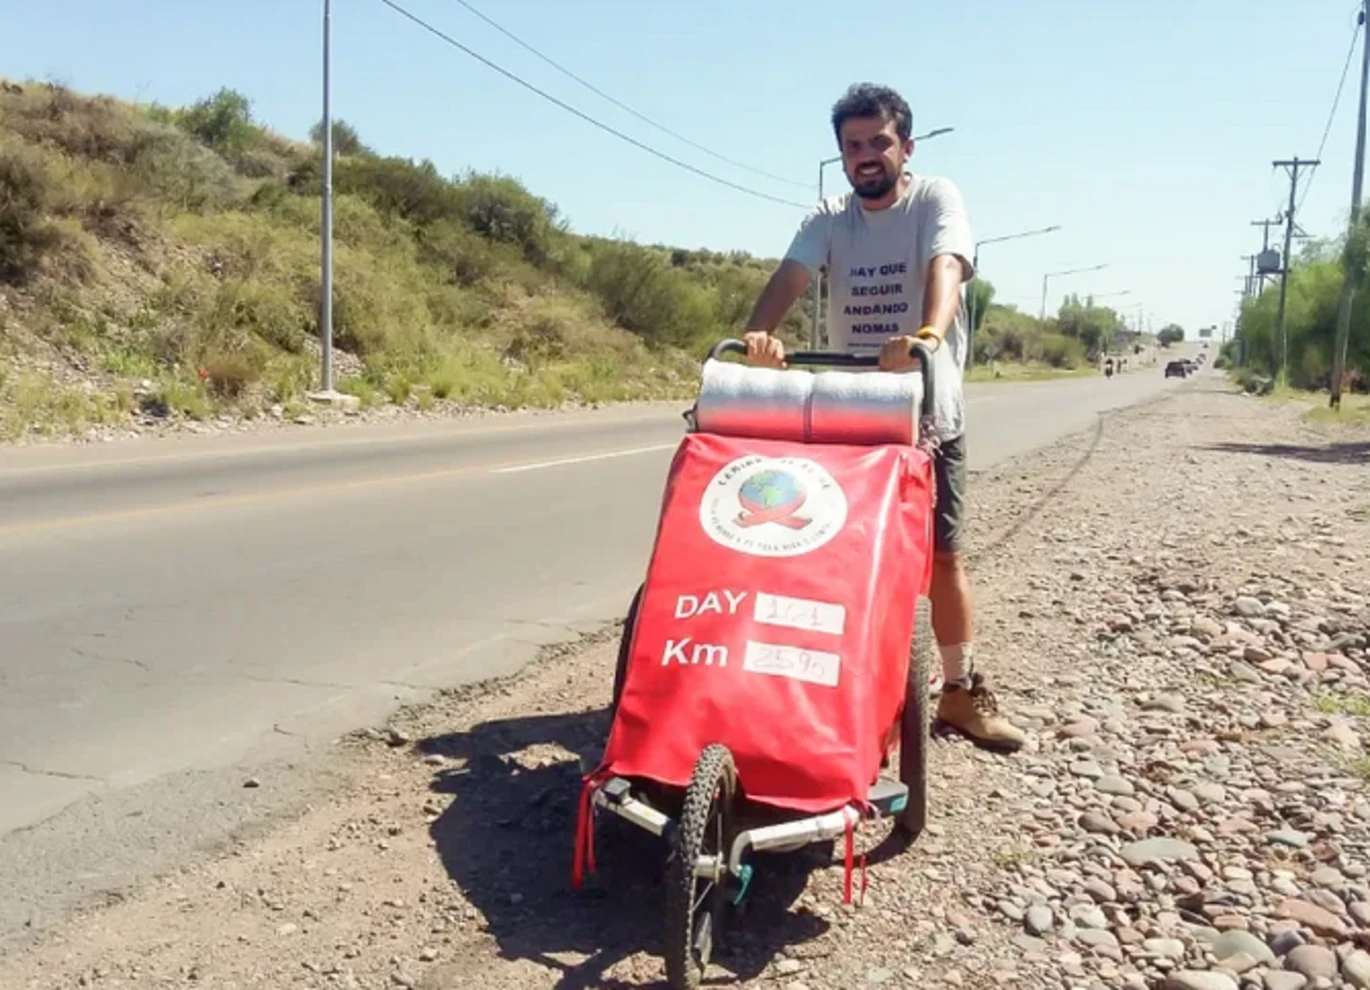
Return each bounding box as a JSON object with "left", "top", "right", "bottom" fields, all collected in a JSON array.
[{"left": 830, "top": 83, "right": 913, "bottom": 143}]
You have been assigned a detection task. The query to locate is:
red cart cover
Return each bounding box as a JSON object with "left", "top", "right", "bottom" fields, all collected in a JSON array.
[{"left": 594, "top": 432, "right": 935, "bottom": 816}]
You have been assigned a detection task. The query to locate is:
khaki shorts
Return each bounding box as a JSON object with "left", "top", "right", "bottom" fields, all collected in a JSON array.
[{"left": 933, "top": 433, "right": 966, "bottom": 555}]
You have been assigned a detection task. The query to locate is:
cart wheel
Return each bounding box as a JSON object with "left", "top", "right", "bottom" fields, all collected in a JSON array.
[
  {"left": 897, "top": 595, "right": 933, "bottom": 838},
  {"left": 664, "top": 743, "right": 736, "bottom": 990},
  {"left": 610, "top": 584, "right": 643, "bottom": 721}
]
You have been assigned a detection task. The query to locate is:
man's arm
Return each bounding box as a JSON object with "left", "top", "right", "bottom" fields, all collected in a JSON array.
[
  {"left": 919, "top": 253, "right": 965, "bottom": 343},
  {"left": 744, "top": 259, "right": 811, "bottom": 334}
]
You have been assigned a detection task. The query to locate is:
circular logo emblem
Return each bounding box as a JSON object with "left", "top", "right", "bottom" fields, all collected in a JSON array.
[{"left": 698, "top": 456, "right": 848, "bottom": 558}]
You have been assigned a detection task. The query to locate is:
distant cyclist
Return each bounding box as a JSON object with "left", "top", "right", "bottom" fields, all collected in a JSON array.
[{"left": 740, "top": 83, "right": 1025, "bottom": 753}]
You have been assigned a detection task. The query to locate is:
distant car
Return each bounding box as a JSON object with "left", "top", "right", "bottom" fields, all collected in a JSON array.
[
  {"left": 1183, "top": 360, "right": 1198, "bottom": 373},
  {"left": 1165, "top": 360, "right": 1188, "bottom": 378}
]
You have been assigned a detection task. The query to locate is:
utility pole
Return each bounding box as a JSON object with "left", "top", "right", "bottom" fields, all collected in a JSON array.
[
  {"left": 1251, "top": 218, "right": 1281, "bottom": 293},
  {"left": 318, "top": 0, "right": 337, "bottom": 396},
  {"left": 1332, "top": 1, "right": 1370, "bottom": 408},
  {"left": 1273, "top": 157, "right": 1319, "bottom": 383},
  {"left": 1242, "top": 254, "right": 1257, "bottom": 297}
]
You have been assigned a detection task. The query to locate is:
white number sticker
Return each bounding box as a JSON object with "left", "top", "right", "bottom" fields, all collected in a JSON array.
[
  {"left": 753, "top": 592, "right": 846, "bottom": 636},
  {"left": 742, "top": 641, "right": 842, "bottom": 688}
]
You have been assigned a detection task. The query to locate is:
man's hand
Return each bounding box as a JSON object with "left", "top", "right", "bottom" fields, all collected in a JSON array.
[
  {"left": 880, "top": 328, "right": 941, "bottom": 371},
  {"left": 744, "top": 331, "right": 786, "bottom": 368}
]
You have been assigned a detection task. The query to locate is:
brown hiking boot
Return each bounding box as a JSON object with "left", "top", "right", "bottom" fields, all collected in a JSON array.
[{"left": 937, "top": 672, "right": 1026, "bottom": 752}]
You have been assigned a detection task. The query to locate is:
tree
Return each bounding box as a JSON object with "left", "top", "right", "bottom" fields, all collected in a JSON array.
[
  {"left": 1157, "top": 324, "right": 1185, "bottom": 346},
  {"left": 968, "top": 278, "right": 995, "bottom": 332},
  {"left": 178, "top": 87, "right": 256, "bottom": 157},
  {"left": 310, "top": 118, "right": 369, "bottom": 157},
  {"left": 1056, "top": 294, "right": 1123, "bottom": 358}
]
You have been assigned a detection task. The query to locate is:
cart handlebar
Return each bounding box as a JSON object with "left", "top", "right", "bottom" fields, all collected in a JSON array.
[{"left": 707, "top": 338, "right": 936, "bottom": 422}]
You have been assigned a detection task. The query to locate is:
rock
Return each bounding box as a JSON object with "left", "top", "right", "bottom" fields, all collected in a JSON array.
[
  {"left": 1146, "top": 694, "right": 1187, "bottom": 713},
  {"left": 243, "top": 777, "right": 261, "bottom": 789},
  {"left": 1286, "top": 945, "right": 1339, "bottom": 980},
  {"left": 1117, "top": 811, "right": 1160, "bottom": 833},
  {"left": 1343, "top": 950, "right": 1370, "bottom": 988},
  {"left": 1350, "top": 901, "right": 1370, "bottom": 927},
  {"left": 1026, "top": 904, "right": 1053, "bottom": 936},
  {"left": 1263, "top": 974, "right": 1309, "bottom": 990},
  {"left": 1216, "top": 952, "right": 1259, "bottom": 975},
  {"left": 1082, "top": 811, "right": 1120, "bottom": 835},
  {"left": 1276, "top": 899, "right": 1349, "bottom": 938},
  {"left": 1269, "top": 929, "right": 1305, "bottom": 957},
  {"left": 1083, "top": 878, "right": 1117, "bottom": 903},
  {"left": 1193, "top": 616, "right": 1224, "bottom": 640},
  {"left": 1230, "top": 662, "right": 1263, "bottom": 684},
  {"left": 1234, "top": 596, "right": 1267, "bottom": 618},
  {"left": 1071, "top": 760, "right": 1105, "bottom": 779},
  {"left": 1076, "top": 928, "right": 1119, "bottom": 949},
  {"left": 1097, "top": 775, "right": 1136, "bottom": 797},
  {"left": 1120, "top": 838, "right": 1200, "bottom": 868},
  {"left": 1144, "top": 938, "right": 1187, "bottom": 960},
  {"left": 867, "top": 967, "right": 894, "bottom": 984},
  {"left": 1163, "top": 971, "right": 1239, "bottom": 990},
  {"left": 1328, "top": 723, "right": 1363, "bottom": 750},
  {"left": 1268, "top": 829, "right": 1310, "bottom": 849},
  {"left": 776, "top": 960, "right": 803, "bottom": 975},
  {"left": 1207, "top": 930, "right": 1275, "bottom": 966},
  {"left": 1168, "top": 787, "right": 1200, "bottom": 813}
]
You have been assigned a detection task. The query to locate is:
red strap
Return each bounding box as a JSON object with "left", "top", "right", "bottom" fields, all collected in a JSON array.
[
  {"left": 572, "top": 775, "right": 601, "bottom": 890},
  {"left": 843, "top": 815, "right": 855, "bottom": 905}
]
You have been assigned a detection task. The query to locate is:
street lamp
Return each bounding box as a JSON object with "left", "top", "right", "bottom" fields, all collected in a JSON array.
[
  {"left": 1040, "top": 264, "right": 1108, "bottom": 321},
  {"left": 966, "top": 224, "right": 1062, "bottom": 364},
  {"left": 810, "top": 126, "right": 955, "bottom": 347}
]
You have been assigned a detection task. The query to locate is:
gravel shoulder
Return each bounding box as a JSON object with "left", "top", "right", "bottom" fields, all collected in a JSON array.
[{"left": 2, "top": 378, "right": 1367, "bottom": 990}]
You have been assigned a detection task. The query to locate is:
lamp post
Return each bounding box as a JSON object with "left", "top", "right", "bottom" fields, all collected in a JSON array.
[
  {"left": 966, "top": 224, "right": 1061, "bottom": 365},
  {"left": 810, "top": 127, "right": 954, "bottom": 347},
  {"left": 1040, "top": 263, "right": 1108, "bottom": 322}
]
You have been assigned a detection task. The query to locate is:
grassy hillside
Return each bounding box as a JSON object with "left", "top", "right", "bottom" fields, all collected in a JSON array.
[{"left": 0, "top": 81, "right": 811, "bottom": 440}]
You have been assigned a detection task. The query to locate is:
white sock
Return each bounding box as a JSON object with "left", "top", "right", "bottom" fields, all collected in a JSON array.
[{"left": 939, "top": 643, "right": 974, "bottom": 688}]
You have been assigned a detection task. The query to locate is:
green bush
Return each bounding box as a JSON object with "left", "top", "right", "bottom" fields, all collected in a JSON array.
[
  {"left": 450, "top": 172, "right": 562, "bottom": 264},
  {"left": 175, "top": 87, "right": 257, "bottom": 159},
  {"left": 0, "top": 140, "right": 62, "bottom": 282},
  {"left": 1035, "top": 332, "right": 1087, "bottom": 369},
  {"left": 585, "top": 240, "right": 718, "bottom": 349}
]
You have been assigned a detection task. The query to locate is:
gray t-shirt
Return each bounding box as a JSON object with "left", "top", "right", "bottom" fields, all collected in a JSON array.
[{"left": 784, "top": 173, "right": 975, "bottom": 440}]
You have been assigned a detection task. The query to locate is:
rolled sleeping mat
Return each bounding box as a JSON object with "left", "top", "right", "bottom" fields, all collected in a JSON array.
[
  {"left": 692, "top": 359, "right": 809, "bottom": 443},
  {"left": 693, "top": 358, "right": 924, "bottom": 446},
  {"left": 807, "top": 367, "right": 923, "bottom": 446}
]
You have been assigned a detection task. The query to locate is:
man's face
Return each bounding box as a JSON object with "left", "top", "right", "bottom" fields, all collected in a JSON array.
[{"left": 839, "top": 113, "right": 911, "bottom": 200}]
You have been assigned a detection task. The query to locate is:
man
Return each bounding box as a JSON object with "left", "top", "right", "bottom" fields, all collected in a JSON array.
[{"left": 740, "top": 82, "right": 1025, "bottom": 752}]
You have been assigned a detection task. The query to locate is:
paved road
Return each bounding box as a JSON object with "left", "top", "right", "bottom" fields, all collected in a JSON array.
[{"left": 0, "top": 356, "right": 1199, "bottom": 945}]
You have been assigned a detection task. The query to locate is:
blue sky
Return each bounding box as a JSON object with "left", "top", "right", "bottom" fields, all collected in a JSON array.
[{"left": 4, "top": 0, "right": 1366, "bottom": 337}]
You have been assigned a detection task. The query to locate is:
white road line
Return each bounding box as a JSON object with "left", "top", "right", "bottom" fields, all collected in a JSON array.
[{"left": 490, "top": 442, "right": 679, "bottom": 474}]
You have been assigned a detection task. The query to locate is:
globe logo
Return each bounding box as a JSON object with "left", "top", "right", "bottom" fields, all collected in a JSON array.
[{"left": 736, "top": 469, "right": 811, "bottom": 530}]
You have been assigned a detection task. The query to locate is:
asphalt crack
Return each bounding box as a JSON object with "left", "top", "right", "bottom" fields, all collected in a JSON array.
[{"left": 2, "top": 761, "right": 103, "bottom": 783}]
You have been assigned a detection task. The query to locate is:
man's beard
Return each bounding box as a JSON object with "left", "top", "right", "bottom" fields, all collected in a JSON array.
[{"left": 849, "top": 165, "right": 898, "bottom": 200}]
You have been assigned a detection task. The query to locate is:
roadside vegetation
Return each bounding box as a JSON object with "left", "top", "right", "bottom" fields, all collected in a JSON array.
[
  {"left": 0, "top": 79, "right": 1147, "bottom": 441},
  {"left": 0, "top": 81, "right": 811, "bottom": 440},
  {"left": 967, "top": 279, "right": 1155, "bottom": 378},
  {"left": 1228, "top": 223, "right": 1370, "bottom": 410}
]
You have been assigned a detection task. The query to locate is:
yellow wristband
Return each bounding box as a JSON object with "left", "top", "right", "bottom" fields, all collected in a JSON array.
[{"left": 915, "top": 326, "right": 942, "bottom": 342}]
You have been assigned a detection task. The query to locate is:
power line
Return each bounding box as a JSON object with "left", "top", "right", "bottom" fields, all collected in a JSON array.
[
  {"left": 376, "top": 0, "right": 811, "bottom": 210},
  {"left": 447, "top": 0, "right": 810, "bottom": 190},
  {"left": 1298, "top": 13, "right": 1363, "bottom": 214}
]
